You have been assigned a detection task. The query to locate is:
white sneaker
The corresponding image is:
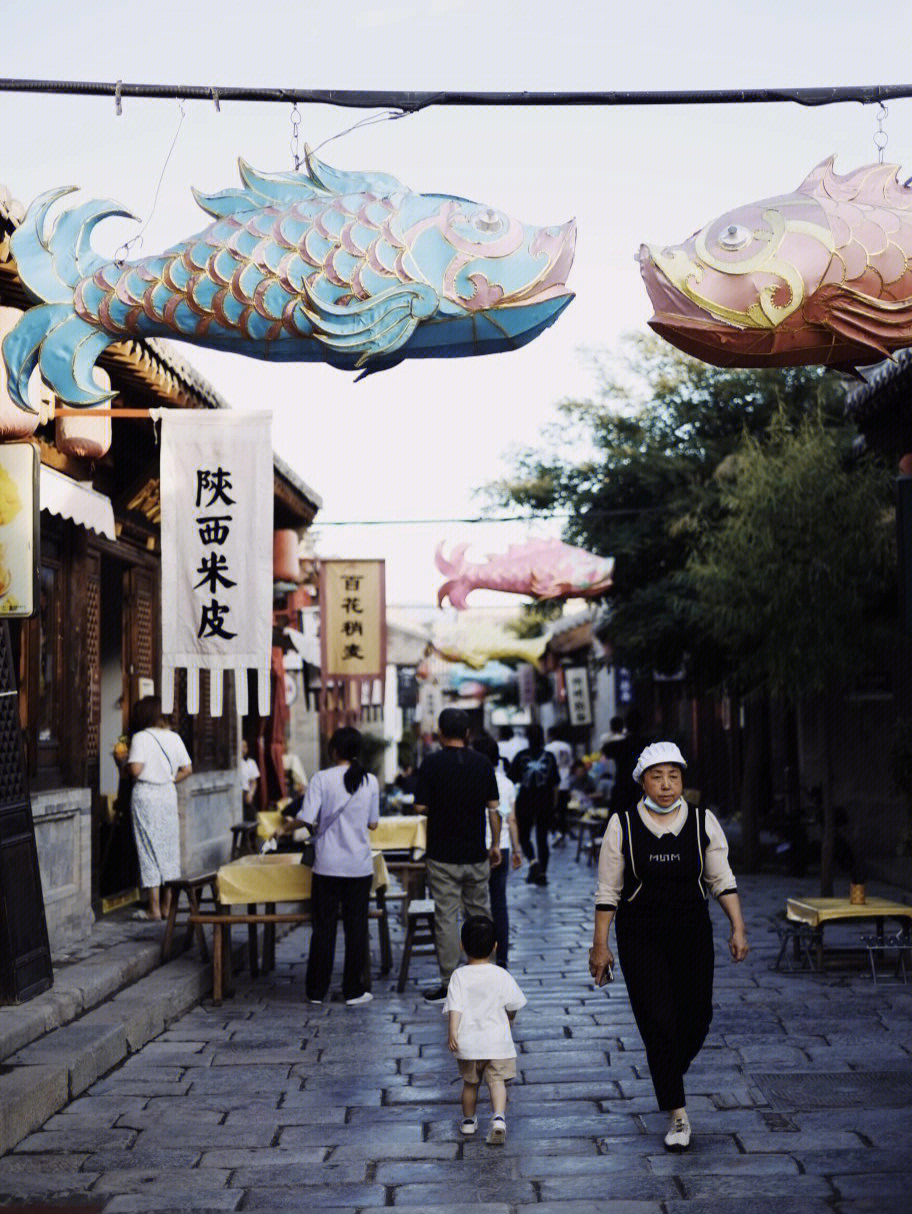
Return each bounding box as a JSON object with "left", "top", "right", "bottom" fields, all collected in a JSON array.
[
  {"left": 486, "top": 1114, "right": 506, "bottom": 1145},
  {"left": 664, "top": 1114, "right": 691, "bottom": 1151},
  {"left": 460, "top": 1115, "right": 477, "bottom": 1136},
  {"left": 345, "top": 991, "right": 373, "bottom": 1006}
]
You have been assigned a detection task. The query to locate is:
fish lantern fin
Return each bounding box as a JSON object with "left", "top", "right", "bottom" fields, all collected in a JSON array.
[
  {"left": 435, "top": 542, "right": 469, "bottom": 578},
  {"left": 302, "top": 277, "right": 439, "bottom": 364},
  {"left": 192, "top": 186, "right": 262, "bottom": 219},
  {"left": 797, "top": 155, "right": 838, "bottom": 197},
  {"left": 806, "top": 282, "right": 912, "bottom": 362},
  {"left": 303, "top": 146, "right": 409, "bottom": 201},
  {"left": 798, "top": 156, "right": 911, "bottom": 207}
]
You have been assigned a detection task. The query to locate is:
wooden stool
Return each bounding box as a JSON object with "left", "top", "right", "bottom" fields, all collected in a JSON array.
[
  {"left": 230, "top": 822, "right": 259, "bottom": 859},
  {"left": 161, "top": 873, "right": 218, "bottom": 962},
  {"left": 397, "top": 898, "right": 436, "bottom": 993}
]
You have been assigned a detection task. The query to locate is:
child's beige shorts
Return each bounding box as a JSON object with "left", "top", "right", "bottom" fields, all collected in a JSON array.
[{"left": 457, "top": 1057, "right": 516, "bottom": 1083}]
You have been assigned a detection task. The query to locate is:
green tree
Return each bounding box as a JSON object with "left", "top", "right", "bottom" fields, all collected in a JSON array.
[
  {"left": 686, "top": 419, "right": 895, "bottom": 892},
  {"left": 491, "top": 334, "right": 845, "bottom": 681}
]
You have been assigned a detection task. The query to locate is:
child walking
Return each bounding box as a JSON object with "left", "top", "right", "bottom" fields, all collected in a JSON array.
[{"left": 443, "top": 916, "right": 527, "bottom": 1144}]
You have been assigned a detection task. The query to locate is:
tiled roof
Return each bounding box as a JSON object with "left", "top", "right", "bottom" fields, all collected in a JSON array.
[{"left": 845, "top": 349, "right": 912, "bottom": 422}]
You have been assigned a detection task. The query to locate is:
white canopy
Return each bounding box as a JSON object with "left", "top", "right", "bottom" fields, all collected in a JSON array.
[{"left": 39, "top": 465, "right": 116, "bottom": 541}]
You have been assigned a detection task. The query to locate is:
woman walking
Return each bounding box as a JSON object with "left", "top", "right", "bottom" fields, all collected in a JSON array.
[
  {"left": 589, "top": 742, "right": 748, "bottom": 1152},
  {"left": 283, "top": 727, "right": 379, "bottom": 1005},
  {"left": 126, "top": 696, "right": 192, "bottom": 920},
  {"left": 473, "top": 734, "right": 522, "bottom": 968}
]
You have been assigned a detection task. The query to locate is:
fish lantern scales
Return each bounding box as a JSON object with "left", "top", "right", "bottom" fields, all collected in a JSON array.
[
  {"left": 0, "top": 307, "right": 40, "bottom": 439},
  {"left": 436, "top": 538, "right": 614, "bottom": 610},
  {"left": 55, "top": 367, "right": 112, "bottom": 459},
  {"left": 2, "top": 149, "right": 575, "bottom": 412},
  {"left": 639, "top": 158, "right": 912, "bottom": 371}
]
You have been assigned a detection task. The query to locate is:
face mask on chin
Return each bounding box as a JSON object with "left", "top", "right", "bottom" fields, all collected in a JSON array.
[{"left": 644, "top": 794, "right": 683, "bottom": 816}]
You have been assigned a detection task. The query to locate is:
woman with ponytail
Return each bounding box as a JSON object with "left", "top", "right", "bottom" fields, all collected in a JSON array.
[{"left": 284, "top": 727, "right": 379, "bottom": 1005}]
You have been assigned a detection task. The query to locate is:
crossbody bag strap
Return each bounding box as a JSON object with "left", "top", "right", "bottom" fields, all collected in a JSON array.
[
  {"left": 145, "top": 729, "right": 175, "bottom": 776},
  {"left": 312, "top": 787, "right": 359, "bottom": 840}
]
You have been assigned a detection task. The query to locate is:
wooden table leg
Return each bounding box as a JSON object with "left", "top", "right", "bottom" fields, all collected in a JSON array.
[
  {"left": 212, "top": 919, "right": 223, "bottom": 1005},
  {"left": 376, "top": 890, "right": 392, "bottom": 976},
  {"left": 160, "top": 885, "right": 179, "bottom": 963},
  {"left": 247, "top": 903, "right": 259, "bottom": 978},
  {"left": 263, "top": 903, "right": 276, "bottom": 973},
  {"left": 224, "top": 922, "right": 235, "bottom": 998}
]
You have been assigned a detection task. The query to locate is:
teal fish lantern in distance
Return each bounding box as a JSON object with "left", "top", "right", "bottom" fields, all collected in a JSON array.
[{"left": 2, "top": 149, "right": 576, "bottom": 410}]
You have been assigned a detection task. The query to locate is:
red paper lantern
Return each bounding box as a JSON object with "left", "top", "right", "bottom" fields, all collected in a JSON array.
[{"left": 273, "top": 530, "right": 302, "bottom": 582}]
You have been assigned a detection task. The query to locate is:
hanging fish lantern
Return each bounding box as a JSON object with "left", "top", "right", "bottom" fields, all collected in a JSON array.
[
  {"left": 639, "top": 158, "right": 912, "bottom": 370},
  {"left": 436, "top": 538, "right": 614, "bottom": 609},
  {"left": 55, "top": 367, "right": 112, "bottom": 459},
  {"left": 0, "top": 307, "right": 41, "bottom": 439},
  {"left": 2, "top": 149, "right": 575, "bottom": 410}
]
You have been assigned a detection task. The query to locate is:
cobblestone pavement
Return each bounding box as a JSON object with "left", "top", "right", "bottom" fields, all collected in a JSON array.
[{"left": 2, "top": 845, "right": 911, "bottom": 1213}]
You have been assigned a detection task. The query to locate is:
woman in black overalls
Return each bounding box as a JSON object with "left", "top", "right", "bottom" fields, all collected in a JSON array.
[{"left": 588, "top": 742, "right": 748, "bottom": 1151}]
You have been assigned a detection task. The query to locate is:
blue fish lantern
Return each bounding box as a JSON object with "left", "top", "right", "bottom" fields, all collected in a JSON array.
[{"left": 2, "top": 149, "right": 575, "bottom": 409}]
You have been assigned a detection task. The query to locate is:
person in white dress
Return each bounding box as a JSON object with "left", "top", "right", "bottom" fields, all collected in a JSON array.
[{"left": 126, "top": 696, "right": 192, "bottom": 921}]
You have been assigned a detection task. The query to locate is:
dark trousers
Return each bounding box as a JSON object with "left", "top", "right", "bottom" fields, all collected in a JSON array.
[
  {"left": 517, "top": 807, "right": 550, "bottom": 875},
  {"left": 488, "top": 849, "right": 510, "bottom": 968},
  {"left": 615, "top": 905, "right": 714, "bottom": 1111},
  {"left": 554, "top": 789, "right": 570, "bottom": 834},
  {"left": 306, "top": 872, "right": 373, "bottom": 1001}
]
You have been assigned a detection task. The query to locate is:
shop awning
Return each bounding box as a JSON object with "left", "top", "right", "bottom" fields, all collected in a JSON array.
[{"left": 39, "top": 465, "right": 116, "bottom": 541}]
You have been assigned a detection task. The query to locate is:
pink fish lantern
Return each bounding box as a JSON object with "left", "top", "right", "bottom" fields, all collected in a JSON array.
[
  {"left": 0, "top": 307, "right": 40, "bottom": 439},
  {"left": 639, "top": 158, "right": 912, "bottom": 370},
  {"left": 55, "top": 367, "right": 112, "bottom": 459},
  {"left": 436, "top": 538, "right": 614, "bottom": 609}
]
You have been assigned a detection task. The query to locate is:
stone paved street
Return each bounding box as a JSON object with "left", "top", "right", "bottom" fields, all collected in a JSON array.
[{"left": 1, "top": 845, "right": 911, "bottom": 1212}]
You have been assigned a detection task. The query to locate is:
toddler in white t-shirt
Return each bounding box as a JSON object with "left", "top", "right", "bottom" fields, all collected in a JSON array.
[{"left": 443, "top": 915, "right": 527, "bottom": 1144}]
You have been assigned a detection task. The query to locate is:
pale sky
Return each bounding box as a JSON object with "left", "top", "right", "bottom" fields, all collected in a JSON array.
[{"left": 4, "top": 0, "right": 912, "bottom": 619}]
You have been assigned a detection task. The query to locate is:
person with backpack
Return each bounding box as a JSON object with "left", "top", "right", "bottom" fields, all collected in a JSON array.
[{"left": 508, "top": 724, "right": 559, "bottom": 886}]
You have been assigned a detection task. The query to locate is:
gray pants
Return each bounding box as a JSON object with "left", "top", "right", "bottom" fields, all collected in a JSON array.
[{"left": 425, "top": 858, "right": 491, "bottom": 982}]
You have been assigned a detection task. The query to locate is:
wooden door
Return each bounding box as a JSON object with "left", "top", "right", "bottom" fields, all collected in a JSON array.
[
  {"left": 123, "top": 564, "right": 159, "bottom": 723},
  {"left": 0, "top": 622, "right": 53, "bottom": 1003}
]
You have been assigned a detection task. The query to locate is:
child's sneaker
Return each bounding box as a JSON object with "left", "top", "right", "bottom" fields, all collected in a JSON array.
[
  {"left": 486, "top": 1114, "right": 506, "bottom": 1145},
  {"left": 459, "top": 1115, "right": 478, "bottom": 1136}
]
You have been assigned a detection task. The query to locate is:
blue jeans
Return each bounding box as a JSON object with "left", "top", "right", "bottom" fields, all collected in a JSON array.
[{"left": 488, "top": 849, "right": 510, "bottom": 968}]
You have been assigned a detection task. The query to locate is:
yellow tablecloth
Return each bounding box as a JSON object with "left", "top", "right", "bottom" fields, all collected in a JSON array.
[
  {"left": 372, "top": 815, "right": 427, "bottom": 855},
  {"left": 256, "top": 810, "right": 285, "bottom": 841},
  {"left": 217, "top": 851, "right": 389, "bottom": 906},
  {"left": 786, "top": 896, "right": 912, "bottom": 929}
]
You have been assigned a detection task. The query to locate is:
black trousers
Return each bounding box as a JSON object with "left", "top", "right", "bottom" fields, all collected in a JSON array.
[
  {"left": 488, "top": 849, "right": 510, "bottom": 968},
  {"left": 615, "top": 904, "right": 714, "bottom": 1111},
  {"left": 305, "top": 872, "right": 372, "bottom": 1001},
  {"left": 517, "top": 807, "right": 550, "bottom": 874}
]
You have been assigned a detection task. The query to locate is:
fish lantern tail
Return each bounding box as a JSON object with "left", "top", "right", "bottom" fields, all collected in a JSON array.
[{"left": 2, "top": 188, "right": 132, "bottom": 410}]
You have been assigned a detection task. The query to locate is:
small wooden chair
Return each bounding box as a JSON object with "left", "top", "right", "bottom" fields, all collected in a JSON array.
[
  {"left": 397, "top": 898, "right": 436, "bottom": 993},
  {"left": 229, "top": 821, "right": 259, "bottom": 859},
  {"left": 161, "top": 873, "right": 219, "bottom": 962}
]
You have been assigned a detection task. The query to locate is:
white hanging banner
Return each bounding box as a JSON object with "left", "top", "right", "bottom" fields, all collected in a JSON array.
[{"left": 156, "top": 409, "right": 273, "bottom": 716}]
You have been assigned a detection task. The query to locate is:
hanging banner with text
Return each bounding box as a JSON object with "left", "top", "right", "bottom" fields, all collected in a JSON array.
[
  {"left": 156, "top": 409, "right": 273, "bottom": 717},
  {"left": 565, "top": 666, "right": 592, "bottom": 726},
  {"left": 319, "top": 559, "right": 386, "bottom": 714}
]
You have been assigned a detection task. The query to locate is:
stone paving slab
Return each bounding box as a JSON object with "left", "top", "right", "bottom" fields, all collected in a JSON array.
[{"left": 2, "top": 855, "right": 910, "bottom": 1210}]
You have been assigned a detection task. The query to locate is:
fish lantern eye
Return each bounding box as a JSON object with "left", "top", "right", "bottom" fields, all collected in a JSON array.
[
  {"left": 718, "top": 223, "right": 752, "bottom": 251},
  {"left": 473, "top": 208, "right": 505, "bottom": 234}
]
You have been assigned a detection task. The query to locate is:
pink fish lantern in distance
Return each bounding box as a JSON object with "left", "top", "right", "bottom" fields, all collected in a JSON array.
[
  {"left": 436, "top": 538, "right": 614, "bottom": 610},
  {"left": 639, "top": 158, "right": 912, "bottom": 371}
]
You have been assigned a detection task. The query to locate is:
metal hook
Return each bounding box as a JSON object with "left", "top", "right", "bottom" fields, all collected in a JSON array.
[
  {"left": 114, "top": 79, "right": 123, "bottom": 116},
  {"left": 211, "top": 87, "right": 220, "bottom": 113}
]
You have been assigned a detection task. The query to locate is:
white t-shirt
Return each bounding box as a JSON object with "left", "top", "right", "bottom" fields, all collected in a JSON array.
[
  {"left": 486, "top": 766, "right": 514, "bottom": 850},
  {"left": 443, "top": 963, "right": 527, "bottom": 1060},
  {"left": 498, "top": 735, "right": 525, "bottom": 766},
  {"left": 546, "top": 739, "right": 573, "bottom": 790},
  {"left": 128, "top": 728, "right": 191, "bottom": 785},
  {"left": 239, "top": 756, "right": 259, "bottom": 792}
]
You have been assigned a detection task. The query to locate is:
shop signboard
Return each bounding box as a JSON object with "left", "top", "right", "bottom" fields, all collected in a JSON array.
[
  {"left": 320, "top": 560, "right": 387, "bottom": 710},
  {"left": 566, "top": 666, "right": 592, "bottom": 726},
  {"left": 0, "top": 442, "right": 38, "bottom": 618}
]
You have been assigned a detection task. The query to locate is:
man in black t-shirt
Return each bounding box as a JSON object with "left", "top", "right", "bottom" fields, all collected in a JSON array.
[{"left": 414, "top": 708, "right": 502, "bottom": 1002}]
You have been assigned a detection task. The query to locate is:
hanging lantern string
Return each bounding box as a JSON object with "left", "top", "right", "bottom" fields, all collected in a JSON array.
[
  {"left": 873, "top": 100, "right": 889, "bottom": 164},
  {"left": 310, "top": 108, "right": 411, "bottom": 157},
  {"left": 289, "top": 103, "right": 302, "bottom": 169},
  {"left": 115, "top": 100, "right": 186, "bottom": 266}
]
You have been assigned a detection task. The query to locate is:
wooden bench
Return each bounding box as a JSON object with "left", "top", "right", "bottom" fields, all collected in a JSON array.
[
  {"left": 397, "top": 898, "right": 436, "bottom": 993},
  {"left": 161, "top": 873, "right": 219, "bottom": 963},
  {"left": 229, "top": 821, "right": 259, "bottom": 859},
  {"left": 191, "top": 891, "right": 392, "bottom": 1005}
]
